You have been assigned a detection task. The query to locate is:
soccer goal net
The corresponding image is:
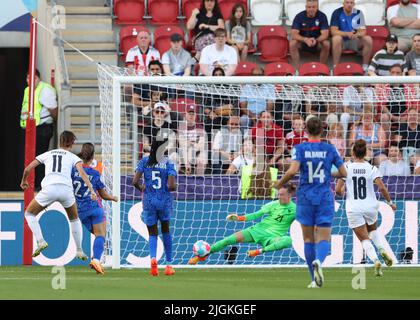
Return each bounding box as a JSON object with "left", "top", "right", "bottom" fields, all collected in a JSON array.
[{"left": 98, "top": 63, "right": 420, "bottom": 269}]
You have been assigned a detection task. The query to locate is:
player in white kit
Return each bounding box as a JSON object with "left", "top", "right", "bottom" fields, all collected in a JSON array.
[
  {"left": 20, "top": 131, "right": 97, "bottom": 259},
  {"left": 336, "top": 139, "right": 396, "bottom": 276}
]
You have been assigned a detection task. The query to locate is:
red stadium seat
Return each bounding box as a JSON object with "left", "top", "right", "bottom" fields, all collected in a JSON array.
[
  {"left": 219, "top": 0, "right": 248, "bottom": 20},
  {"left": 119, "top": 26, "right": 150, "bottom": 58},
  {"left": 182, "top": 0, "right": 201, "bottom": 21},
  {"left": 257, "top": 26, "right": 288, "bottom": 62},
  {"left": 168, "top": 98, "right": 197, "bottom": 113},
  {"left": 333, "top": 62, "right": 364, "bottom": 76},
  {"left": 235, "top": 61, "right": 258, "bottom": 76},
  {"left": 247, "top": 31, "right": 256, "bottom": 54},
  {"left": 264, "top": 62, "right": 295, "bottom": 76},
  {"left": 298, "top": 62, "right": 330, "bottom": 76},
  {"left": 154, "top": 26, "right": 185, "bottom": 55},
  {"left": 114, "top": 0, "right": 145, "bottom": 25},
  {"left": 387, "top": 0, "right": 416, "bottom": 8},
  {"left": 148, "top": 0, "right": 179, "bottom": 25},
  {"left": 366, "top": 26, "right": 390, "bottom": 58}
]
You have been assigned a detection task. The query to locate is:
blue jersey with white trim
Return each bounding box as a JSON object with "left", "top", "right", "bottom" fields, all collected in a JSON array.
[
  {"left": 292, "top": 141, "right": 343, "bottom": 205},
  {"left": 71, "top": 166, "right": 104, "bottom": 212}
]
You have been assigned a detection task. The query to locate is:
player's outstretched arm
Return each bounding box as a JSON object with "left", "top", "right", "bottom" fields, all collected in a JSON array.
[
  {"left": 335, "top": 179, "right": 345, "bottom": 197},
  {"left": 132, "top": 171, "right": 145, "bottom": 192},
  {"left": 333, "top": 164, "right": 347, "bottom": 179},
  {"left": 374, "top": 177, "right": 397, "bottom": 212},
  {"left": 75, "top": 162, "right": 97, "bottom": 201},
  {"left": 273, "top": 160, "right": 300, "bottom": 189},
  {"left": 20, "top": 159, "right": 41, "bottom": 190},
  {"left": 98, "top": 189, "right": 118, "bottom": 202},
  {"left": 226, "top": 213, "right": 245, "bottom": 221}
]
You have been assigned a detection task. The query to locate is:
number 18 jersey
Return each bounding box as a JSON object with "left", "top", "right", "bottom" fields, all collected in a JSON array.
[
  {"left": 344, "top": 161, "right": 382, "bottom": 214},
  {"left": 36, "top": 149, "right": 82, "bottom": 189}
]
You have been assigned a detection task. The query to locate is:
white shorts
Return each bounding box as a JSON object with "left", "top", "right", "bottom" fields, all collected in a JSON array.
[
  {"left": 35, "top": 184, "right": 75, "bottom": 209},
  {"left": 346, "top": 211, "right": 378, "bottom": 229}
]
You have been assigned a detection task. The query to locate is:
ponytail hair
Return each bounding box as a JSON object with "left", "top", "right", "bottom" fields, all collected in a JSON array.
[{"left": 78, "top": 143, "right": 95, "bottom": 163}]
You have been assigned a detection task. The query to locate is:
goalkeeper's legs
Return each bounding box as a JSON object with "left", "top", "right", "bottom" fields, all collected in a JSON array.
[
  {"left": 353, "top": 224, "right": 382, "bottom": 276},
  {"left": 247, "top": 236, "right": 292, "bottom": 257},
  {"left": 368, "top": 223, "right": 393, "bottom": 267},
  {"left": 188, "top": 229, "right": 255, "bottom": 265}
]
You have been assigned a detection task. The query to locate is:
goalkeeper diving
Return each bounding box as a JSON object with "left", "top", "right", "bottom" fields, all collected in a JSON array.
[{"left": 188, "top": 183, "right": 296, "bottom": 265}]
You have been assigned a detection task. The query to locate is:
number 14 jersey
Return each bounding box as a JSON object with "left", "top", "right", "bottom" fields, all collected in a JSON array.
[{"left": 344, "top": 161, "right": 382, "bottom": 214}]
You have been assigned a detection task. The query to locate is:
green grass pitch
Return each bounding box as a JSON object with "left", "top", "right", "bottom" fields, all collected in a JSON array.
[{"left": 0, "top": 266, "right": 420, "bottom": 299}]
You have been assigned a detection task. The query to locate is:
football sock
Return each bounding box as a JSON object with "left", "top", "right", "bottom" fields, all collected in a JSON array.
[
  {"left": 162, "top": 232, "right": 172, "bottom": 263},
  {"left": 304, "top": 242, "right": 316, "bottom": 281},
  {"left": 361, "top": 239, "right": 379, "bottom": 263},
  {"left": 25, "top": 212, "right": 44, "bottom": 243},
  {"left": 369, "top": 230, "right": 384, "bottom": 251},
  {"left": 70, "top": 219, "right": 83, "bottom": 250},
  {"left": 93, "top": 236, "right": 105, "bottom": 261},
  {"left": 149, "top": 235, "right": 158, "bottom": 259},
  {"left": 316, "top": 240, "right": 330, "bottom": 264}
]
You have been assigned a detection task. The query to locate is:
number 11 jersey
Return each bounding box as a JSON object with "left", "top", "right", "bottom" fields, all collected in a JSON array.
[
  {"left": 36, "top": 149, "right": 82, "bottom": 189},
  {"left": 344, "top": 161, "right": 382, "bottom": 214}
]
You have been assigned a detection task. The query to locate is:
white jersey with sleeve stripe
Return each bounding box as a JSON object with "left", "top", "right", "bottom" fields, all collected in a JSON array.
[
  {"left": 36, "top": 149, "right": 82, "bottom": 188},
  {"left": 344, "top": 161, "right": 382, "bottom": 214}
]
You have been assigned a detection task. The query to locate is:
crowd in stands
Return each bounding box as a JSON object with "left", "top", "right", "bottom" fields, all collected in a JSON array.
[{"left": 122, "top": 0, "right": 420, "bottom": 178}]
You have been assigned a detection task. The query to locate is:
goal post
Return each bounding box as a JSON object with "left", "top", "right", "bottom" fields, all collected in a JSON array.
[{"left": 98, "top": 63, "right": 420, "bottom": 269}]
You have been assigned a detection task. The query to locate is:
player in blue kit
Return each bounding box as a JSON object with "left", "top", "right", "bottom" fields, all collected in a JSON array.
[
  {"left": 132, "top": 133, "right": 177, "bottom": 276},
  {"left": 71, "top": 143, "right": 118, "bottom": 275},
  {"left": 274, "top": 117, "right": 347, "bottom": 288}
]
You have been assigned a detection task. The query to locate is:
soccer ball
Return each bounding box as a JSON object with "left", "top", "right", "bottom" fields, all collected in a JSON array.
[{"left": 193, "top": 240, "right": 211, "bottom": 257}]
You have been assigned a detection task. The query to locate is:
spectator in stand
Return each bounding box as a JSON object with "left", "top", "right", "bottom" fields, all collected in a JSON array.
[
  {"left": 406, "top": 33, "right": 420, "bottom": 75},
  {"left": 239, "top": 67, "right": 276, "bottom": 131},
  {"left": 162, "top": 33, "right": 194, "bottom": 76},
  {"left": 125, "top": 30, "right": 161, "bottom": 75},
  {"left": 379, "top": 142, "right": 411, "bottom": 176},
  {"left": 290, "top": 0, "right": 330, "bottom": 69},
  {"left": 200, "top": 28, "right": 238, "bottom": 76},
  {"left": 349, "top": 105, "right": 387, "bottom": 165},
  {"left": 415, "top": 159, "right": 420, "bottom": 174},
  {"left": 327, "top": 122, "right": 346, "bottom": 158},
  {"left": 392, "top": 107, "right": 420, "bottom": 163},
  {"left": 225, "top": 3, "right": 251, "bottom": 61},
  {"left": 20, "top": 69, "right": 58, "bottom": 190},
  {"left": 212, "top": 115, "right": 243, "bottom": 174},
  {"left": 203, "top": 67, "right": 239, "bottom": 133},
  {"left": 270, "top": 115, "right": 308, "bottom": 171},
  {"left": 368, "top": 34, "right": 407, "bottom": 76},
  {"left": 251, "top": 111, "right": 284, "bottom": 161},
  {"left": 330, "top": 0, "right": 372, "bottom": 72},
  {"left": 387, "top": 0, "right": 420, "bottom": 53},
  {"left": 226, "top": 139, "right": 255, "bottom": 174},
  {"left": 273, "top": 83, "right": 305, "bottom": 132},
  {"left": 187, "top": 0, "right": 224, "bottom": 62},
  {"left": 177, "top": 105, "right": 208, "bottom": 175},
  {"left": 341, "top": 83, "right": 375, "bottom": 139}
]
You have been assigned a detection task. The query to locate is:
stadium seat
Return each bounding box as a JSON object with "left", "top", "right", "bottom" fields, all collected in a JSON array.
[
  {"left": 119, "top": 26, "right": 150, "bottom": 57},
  {"left": 182, "top": 0, "right": 201, "bottom": 22},
  {"left": 284, "top": 0, "right": 306, "bottom": 26},
  {"left": 148, "top": 0, "right": 179, "bottom": 25},
  {"left": 248, "top": 31, "right": 256, "bottom": 54},
  {"left": 366, "top": 26, "right": 389, "bottom": 58},
  {"left": 250, "top": 0, "right": 283, "bottom": 26},
  {"left": 319, "top": 0, "right": 342, "bottom": 24},
  {"left": 355, "top": 0, "right": 386, "bottom": 26},
  {"left": 154, "top": 26, "right": 185, "bottom": 55},
  {"left": 168, "top": 98, "right": 197, "bottom": 113},
  {"left": 298, "top": 62, "right": 330, "bottom": 76},
  {"left": 264, "top": 62, "right": 295, "bottom": 76},
  {"left": 333, "top": 62, "right": 364, "bottom": 76},
  {"left": 219, "top": 0, "right": 248, "bottom": 20},
  {"left": 387, "top": 0, "right": 416, "bottom": 8},
  {"left": 235, "top": 61, "right": 258, "bottom": 76},
  {"left": 257, "top": 26, "right": 288, "bottom": 62},
  {"left": 114, "top": 0, "right": 145, "bottom": 25}
]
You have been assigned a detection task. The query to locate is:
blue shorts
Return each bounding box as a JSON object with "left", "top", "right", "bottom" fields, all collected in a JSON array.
[
  {"left": 296, "top": 202, "right": 334, "bottom": 227},
  {"left": 142, "top": 201, "right": 172, "bottom": 226},
  {"left": 78, "top": 207, "right": 105, "bottom": 232}
]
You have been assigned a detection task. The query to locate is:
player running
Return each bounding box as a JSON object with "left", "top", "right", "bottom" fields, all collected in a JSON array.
[
  {"left": 71, "top": 143, "right": 118, "bottom": 275},
  {"left": 20, "top": 131, "right": 97, "bottom": 260},
  {"left": 273, "top": 117, "right": 347, "bottom": 288},
  {"left": 132, "top": 132, "right": 177, "bottom": 276},
  {"left": 335, "top": 139, "right": 396, "bottom": 276},
  {"left": 188, "top": 183, "right": 296, "bottom": 265}
]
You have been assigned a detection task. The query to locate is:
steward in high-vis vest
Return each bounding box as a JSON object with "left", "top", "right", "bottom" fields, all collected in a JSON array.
[{"left": 20, "top": 69, "right": 58, "bottom": 189}]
